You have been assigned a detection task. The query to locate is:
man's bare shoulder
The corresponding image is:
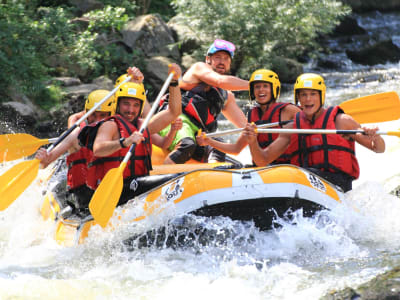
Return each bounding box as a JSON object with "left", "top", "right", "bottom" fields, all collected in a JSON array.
[
  {"left": 335, "top": 112, "right": 359, "bottom": 130},
  {"left": 98, "top": 118, "right": 118, "bottom": 132}
]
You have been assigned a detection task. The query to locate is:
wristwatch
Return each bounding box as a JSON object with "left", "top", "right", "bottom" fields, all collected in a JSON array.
[
  {"left": 169, "top": 80, "right": 179, "bottom": 87},
  {"left": 119, "top": 137, "right": 127, "bottom": 148}
]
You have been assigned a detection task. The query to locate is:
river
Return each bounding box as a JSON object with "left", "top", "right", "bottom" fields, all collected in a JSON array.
[{"left": 0, "top": 11, "right": 400, "bottom": 300}]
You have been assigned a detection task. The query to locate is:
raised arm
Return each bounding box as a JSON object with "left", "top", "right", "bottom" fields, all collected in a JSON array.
[
  {"left": 183, "top": 62, "right": 248, "bottom": 91},
  {"left": 148, "top": 63, "right": 182, "bottom": 134}
]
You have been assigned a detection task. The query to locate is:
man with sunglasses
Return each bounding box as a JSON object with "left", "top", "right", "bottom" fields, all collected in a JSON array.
[{"left": 158, "top": 39, "right": 249, "bottom": 164}]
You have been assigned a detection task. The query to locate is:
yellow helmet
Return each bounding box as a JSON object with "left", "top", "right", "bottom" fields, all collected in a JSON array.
[
  {"left": 249, "top": 69, "right": 281, "bottom": 101},
  {"left": 84, "top": 89, "right": 115, "bottom": 115},
  {"left": 294, "top": 73, "right": 326, "bottom": 105},
  {"left": 115, "top": 73, "right": 129, "bottom": 87},
  {"left": 115, "top": 82, "right": 147, "bottom": 115}
]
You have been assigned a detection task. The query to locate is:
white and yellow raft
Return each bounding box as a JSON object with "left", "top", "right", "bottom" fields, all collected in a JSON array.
[{"left": 40, "top": 162, "right": 345, "bottom": 247}]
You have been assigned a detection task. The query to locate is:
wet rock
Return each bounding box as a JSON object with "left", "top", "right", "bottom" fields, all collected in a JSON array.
[
  {"left": 0, "top": 102, "right": 39, "bottom": 134},
  {"left": 340, "top": 0, "right": 400, "bottom": 12},
  {"left": 270, "top": 56, "right": 304, "bottom": 83},
  {"left": 346, "top": 40, "right": 400, "bottom": 65},
  {"left": 322, "top": 266, "right": 400, "bottom": 299},
  {"left": 331, "top": 16, "right": 367, "bottom": 36},
  {"left": 317, "top": 59, "right": 342, "bottom": 70}
]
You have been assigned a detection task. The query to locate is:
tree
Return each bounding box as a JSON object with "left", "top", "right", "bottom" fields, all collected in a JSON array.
[{"left": 171, "top": 0, "right": 350, "bottom": 77}]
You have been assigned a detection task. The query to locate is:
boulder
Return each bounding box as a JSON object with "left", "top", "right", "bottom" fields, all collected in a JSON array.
[
  {"left": 144, "top": 56, "right": 178, "bottom": 101},
  {"left": 168, "top": 15, "right": 202, "bottom": 55},
  {"left": 271, "top": 56, "right": 304, "bottom": 83},
  {"left": 0, "top": 102, "right": 39, "bottom": 134},
  {"left": 346, "top": 39, "right": 400, "bottom": 65},
  {"left": 331, "top": 16, "right": 367, "bottom": 36},
  {"left": 121, "top": 14, "right": 180, "bottom": 61},
  {"left": 340, "top": 0, "right": 400, "bottom": 12}
]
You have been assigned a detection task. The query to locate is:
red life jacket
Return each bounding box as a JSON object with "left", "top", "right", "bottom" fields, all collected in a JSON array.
[
  {"left": 181, "top": 83, "right": 227, "bottom": 132},
  {"left": 247, "top": 103, "right": 295, "bottom": 164},
  {"left": 289, "top": 106, "right": 360, "bottom": 179},
  {"left": 66, "top": 122, "right": 92, "bottom": 191},
  {"left": 86, "top": 115, "right": 152, "bottom": 190}
]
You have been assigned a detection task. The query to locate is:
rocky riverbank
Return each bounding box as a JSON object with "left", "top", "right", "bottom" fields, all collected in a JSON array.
[{"left": 1, "top": 0, "right": 399, "bottom": 138}]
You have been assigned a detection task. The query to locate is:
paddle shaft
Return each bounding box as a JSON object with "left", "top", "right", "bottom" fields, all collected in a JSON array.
[
  {"left": 205, "top": 120, "right": 292, "bottom": 138},
  {"left": 202, "top": 91, "right": 400, "bottom": 138},
  {"left": 256, "top": 128, "right": 398, "bottom": 137},
  {"left": 122, "top": 72, "right": 174, "bottom": 164},
  {"left": 47, "top": 76, "right": 132, "bottom": 153}
]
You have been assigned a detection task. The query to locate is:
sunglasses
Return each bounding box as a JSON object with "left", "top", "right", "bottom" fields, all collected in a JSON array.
[
  {"left": 213, "top": 39, "right": 235, "bottom": 52},
  {"left": 207, "top": 39, "right": 236, "bottom": 58}
]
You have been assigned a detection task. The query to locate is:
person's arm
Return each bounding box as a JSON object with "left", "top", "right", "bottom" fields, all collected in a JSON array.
[
  {"left": 92, "top": 121, "right": 142, "bottom": 156},
  {"left": 190, "top": 62, "right": 248, "bottom": 91},
  {"left": 148, "top": 64, "right": 182, "bottom": 134},
  {"left": 243, "top": 123, "right": 291, "bottom": 166},
  {"left": 336, "top": 113, "right": 385, "bottom": 153},
  {"left": 196, "top": 132, "right": 247, "bottom": 155},
  {"left": 68, "top": 111, "right": 85, "bottom": 128},
  {"left": 35, "top": 127, "right": 81, "bottom": 168},
  {"left": 221, "top": 91, "right": 247, "bottom": 128},
  {"left": 127, "top": 66, "right": 144, "bottom": 84},
  {"left": 153, "top": 118, "right": 183, "bottom": 149}
]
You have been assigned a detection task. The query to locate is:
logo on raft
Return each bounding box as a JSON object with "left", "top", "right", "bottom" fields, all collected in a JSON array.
[
  {"left": 162, "top": 178, "right": 184, "bottom": 202},
  {"left": 307, "top": 173, "right": 327, "bottom": 192}
]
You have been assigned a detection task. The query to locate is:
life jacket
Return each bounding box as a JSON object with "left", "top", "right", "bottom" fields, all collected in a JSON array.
[
  {"left": 159, "top": 83, "right": 228, "bottom": 132},
  {"left": 289, "top": 106, "right": 360, "bottom": 179},
  {"left": 247, "top": 102, "right": 295, "bottom": 164},
  {"left": 66, "top": 122, "right": 92, "bottom": 191},
  {"left": 84, "top": 115, "right": 152, "bottom": 190}
]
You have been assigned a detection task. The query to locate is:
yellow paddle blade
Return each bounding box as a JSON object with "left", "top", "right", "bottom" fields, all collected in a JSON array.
[
  {"left": 340, "top": 91, "right": 400, "bottom": 124},
  {"left": 0, "top": 159, "right": 40, "bottom": 210},
  {"left": 89, "top": 164, "right": 125, "bottom": 228},
  {"left": 0, "top": 133, "right": 50, "bottom": 162},
  {"left": 387, "top": 130, "right": 400, "bottom": 138}
]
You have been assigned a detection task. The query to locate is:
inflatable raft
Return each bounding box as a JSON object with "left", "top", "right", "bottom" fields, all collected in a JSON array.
[{"left": 40, "top": 159, "right": 345, "bottom": 247}]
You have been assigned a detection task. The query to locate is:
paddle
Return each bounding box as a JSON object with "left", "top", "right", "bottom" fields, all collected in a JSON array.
[
  {"left": 0, "top": 134, "right": 58, "bottom": 163},
  {"left": 200, "top": 91, "right": 400, "bottom": 138},
  {"left": 89, "top": 72, "right": 175, "bottom": 228},
  {"left": 339, "top": 91, "right": 400, "bottom": 124},
  {"left": 256, "top": 128, "right": 400, "bottom": 137},
  {"left": 0, "top": 76, "right": 132, "bottom": 211},
  {"left": 204, "top": 120, "right": 292, "bottom": 138}
]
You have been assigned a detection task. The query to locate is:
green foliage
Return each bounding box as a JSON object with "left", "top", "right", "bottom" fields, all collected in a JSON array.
[
  {"left": 171, "top": 0, "right": 351, "bottom": 77},
  {"left": 0, "top": 1, "right": 142, "bottom": 109}
]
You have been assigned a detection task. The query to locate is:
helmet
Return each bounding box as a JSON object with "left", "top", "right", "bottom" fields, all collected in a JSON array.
[
  {"left": 249, "top": 69, "right": 281, "bottom": 101},
  {"left": 115, "top": 73, "right": 129, "bottom": 87},
  {"left": 294, "top": 73, "right": 326, "bottom": 105},
  {"left": 115, "top": 82, "right": 146, "bottom": 115},
  {"left": 85, "top": 89, "right": 115, "bottom": 115},
  {"left": 206, "top": 39, "right": 235, "bottom": 58}
]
